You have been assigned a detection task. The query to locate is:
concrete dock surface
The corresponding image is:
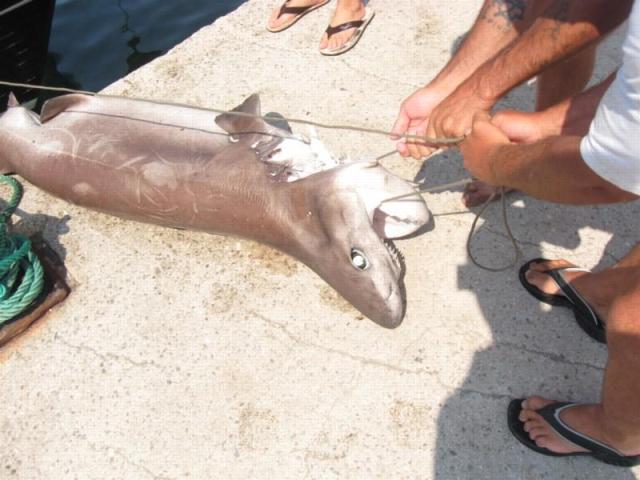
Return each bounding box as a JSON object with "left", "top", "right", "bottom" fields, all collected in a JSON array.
[{"left": 1, "top": 1, "right": 639, "bottom": 478}]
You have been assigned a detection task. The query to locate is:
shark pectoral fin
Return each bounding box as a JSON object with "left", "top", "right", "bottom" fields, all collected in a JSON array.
[
  {"left": 40, "top": 94, "right": 93, "bottom": 123},
  {"left": 215, "top": 94, "right": 282, "bottom": 145}
]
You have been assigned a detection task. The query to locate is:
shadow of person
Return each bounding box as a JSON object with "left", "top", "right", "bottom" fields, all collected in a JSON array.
[{"left": 424, "top": 150, "right": 639, "bottom": 477}]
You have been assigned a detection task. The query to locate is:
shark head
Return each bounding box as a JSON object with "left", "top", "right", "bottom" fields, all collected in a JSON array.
[
  {"left": 216, "top": 94, "right": 430, "bottom": 328},
  {"left": 294, "top": 160, "right": 430, "bottom": 329}
]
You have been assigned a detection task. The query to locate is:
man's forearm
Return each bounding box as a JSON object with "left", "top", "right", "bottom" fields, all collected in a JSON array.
[
  {"left": 491, "top": 136, "right": 637, "bottom": 204},
  {"left": 431, "top": 0, "right": 532, "bottom": 90},
  {"left": 460, "top": 0, "right": 632, "bottom": 103}
]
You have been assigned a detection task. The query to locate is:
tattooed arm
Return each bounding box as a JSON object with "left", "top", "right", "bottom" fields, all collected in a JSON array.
[
  {"left": 424, "top": 0, "right": 632, "bottom": 141},
  {"left": 393, "top": 0, "right": 535, "bottom": 158},
  {"left": 430, "top": 0, "right": 530, "bottom": 93}
]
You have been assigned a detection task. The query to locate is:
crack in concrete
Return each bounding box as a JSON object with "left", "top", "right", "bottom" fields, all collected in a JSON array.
[
  {"left": 54, "top": 334, "right": 162, "bottom": 370},
  {"left": 248, "top": 312, "right": 594, "bottom": 402},
  {"left": 82, "top": 435, "right": 175, "bottom": 480},
  {"left": 112, "top": 447, "right": 176, "bottom": 480},
  {"left": 457, "top": 387, "right": 512, "bottom": 401},
  {"left": 497, "top": 341, "right": 604, "bottom": 372},
  {"left": 341, "top": 58, "right": 422, "bottom": 88},
  {"left": 249, "top": 311, "right": 429, "bottom": 375}
]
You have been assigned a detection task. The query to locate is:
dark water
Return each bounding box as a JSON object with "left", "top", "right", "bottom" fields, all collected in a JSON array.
[{"left": 44, "top": 0, "right": 246, "bottom": 93}]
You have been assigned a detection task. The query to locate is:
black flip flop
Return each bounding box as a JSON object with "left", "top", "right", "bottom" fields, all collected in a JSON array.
[
  {"left": 508, "top": 399, "right": 640, "bottom": 467},
  {"left": 518, "top": 258, "right": 606, "bottom": 344}
]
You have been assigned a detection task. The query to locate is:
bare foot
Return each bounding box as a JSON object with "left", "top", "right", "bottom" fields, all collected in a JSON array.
[
  {"left": 520, "top": 396, "right": 640, "bottom": 456},
  {"left": 319, "top": 2, "right": 366, "bottom": 52},
  {"left": 462, "top": 180, "right": 513, "bottom": 207},
  {"left": 267, "top": 0, "right": 326, "bottom": 31},
  {"left": 524, "top": 259, "right": 589, "bottom": 297},
  {"left": 524, "top": 258, "right": 614, "bottom": 325}
]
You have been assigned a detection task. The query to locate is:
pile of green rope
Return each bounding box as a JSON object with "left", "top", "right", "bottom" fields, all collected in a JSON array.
[{"left": 0, "top": 175, "right": 44, "bottom": 325}]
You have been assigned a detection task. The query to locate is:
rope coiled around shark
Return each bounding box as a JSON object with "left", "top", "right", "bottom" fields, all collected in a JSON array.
[{"left": 0, "top": 175, "right": 45, "bottom": 324}]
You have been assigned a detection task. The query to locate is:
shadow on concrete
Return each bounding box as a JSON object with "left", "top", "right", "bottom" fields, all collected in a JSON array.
[
  {"left": 11, "top": 208, "right": 70, "bottom": 263},
  {"left": 412, "top": 46, "right": 639, "bottom": 475},
  {"left": 419, "top": 152, "right": 638, "bottom": 479}
]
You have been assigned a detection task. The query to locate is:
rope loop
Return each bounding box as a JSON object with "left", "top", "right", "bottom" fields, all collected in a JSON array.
[{"left": 0, "top": 175, "right": 45, "bottom": 325}]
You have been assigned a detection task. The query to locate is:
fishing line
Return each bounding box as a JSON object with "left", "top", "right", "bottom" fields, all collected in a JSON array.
[
  {"left": 378, "top": 148, "right": 520, "bottom": 272},
  {"left": 0, "top": 80, "right": 519, "bottom": 271},
  {"left": 0, "top": 80, "right": 464, "bottom": 145}
]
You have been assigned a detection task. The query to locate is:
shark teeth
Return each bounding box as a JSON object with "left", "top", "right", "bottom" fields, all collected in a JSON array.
[{"left": 383, "top": 238, "right": 404, "bottom": 268}]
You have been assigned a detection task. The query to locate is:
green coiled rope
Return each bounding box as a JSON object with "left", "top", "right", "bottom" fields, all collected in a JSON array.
[{"left": 0, "top": 175, "right": 44, "bottom": 325}]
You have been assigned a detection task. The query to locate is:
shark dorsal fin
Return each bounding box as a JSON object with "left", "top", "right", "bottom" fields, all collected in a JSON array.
[
  {"left": 40, "top": 94, "right": 93, "bottom": 123},
  {"left": 7, "top": 92, "right": 19, "bottom": 108},
  {"left": 215, "top": 94, "right": 281, "bottom": 144}
]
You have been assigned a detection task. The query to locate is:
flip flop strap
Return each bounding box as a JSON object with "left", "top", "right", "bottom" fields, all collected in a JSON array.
[
  {"left": 548, "top": 269, "right": 604, "bottom": 329},
  {"left": 325, "top": 20, "right": 365, "bottom": 38},
  {"left": 278, "top": 3, "right": 317, "bottom": 18},
  {"left": 537, "top": 402, "right": 627, "bottom": 458}
]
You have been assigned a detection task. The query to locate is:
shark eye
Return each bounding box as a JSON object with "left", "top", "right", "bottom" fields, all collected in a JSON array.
[{"left": 350, "top": 248, "right": 370, "bottom": 271}]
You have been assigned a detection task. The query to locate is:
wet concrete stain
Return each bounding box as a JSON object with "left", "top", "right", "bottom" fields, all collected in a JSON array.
[
  {"left": 305, "top": 431, "right": 358, "bottom": 461},
  {"left": 236, "top": 241, "right": 300, "bottom": 277},
  {"left": 319, "top": 285, "right": 363, "bottom": 319},
  {"left": 390, "top": 399, "right": 433, "bottom": 449},
  {"left": 204, "top": 283, "right": 238, "bottom": 314},
  {"left": 238, "top": 403, "right": 277, "bottom": 452}
]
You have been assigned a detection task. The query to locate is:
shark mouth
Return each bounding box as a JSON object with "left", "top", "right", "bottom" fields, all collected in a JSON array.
[
  {"left": 383, "top": 238, "right": 405, "bottom": 270},
  {"left": 247, "top": 117, "right": 430, "bottom": 270},
  {"left": 254, "top": 129, "right": 431, "bottom": 250}
]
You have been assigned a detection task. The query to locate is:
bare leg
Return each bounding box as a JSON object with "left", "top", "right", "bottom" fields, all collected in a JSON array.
[
  {"left": 536, "top": 44, "right": 597, "bottom": 110},
  {"left": 519, "top": 244, "right": 640, "bottom": 455}
]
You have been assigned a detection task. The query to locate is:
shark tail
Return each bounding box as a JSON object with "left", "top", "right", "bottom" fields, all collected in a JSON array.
[{"left": 0, "top": 92, "right": 18, "bottom": 174}]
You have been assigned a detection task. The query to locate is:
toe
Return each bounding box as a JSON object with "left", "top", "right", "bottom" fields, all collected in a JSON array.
[
  {"left": 524, "top": 269, "right": 559, "bottom": 294},
  {"left": 523, "top": 417, "right": 544, "bottom": 432},
  {"left": 461, "top": 181, "right": 500, "bottom": 207},
  {"left": 529, "top": 259, "right": 575, "bottom": 273},
  {"left": 320, "top": 33, "right": 329, "bottom": 49},
  {"left": 534, "top": 435, "right": 554, "bottom": 449},
  {"left": 528, "top": 426, "right": 549, "bottom": 440},
  {"left": 523, "top": 396, "right": 554, "bottom": 411},
  {"left": 519, "top": 408, "right": 541, "bottom": 423}
]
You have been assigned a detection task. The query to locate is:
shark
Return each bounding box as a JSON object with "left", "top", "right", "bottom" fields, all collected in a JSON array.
[{"left": 0, "top": 93, "right": 430, "bottom": 328}]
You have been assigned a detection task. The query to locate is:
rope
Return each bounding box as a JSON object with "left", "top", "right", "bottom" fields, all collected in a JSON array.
[
  {"left": 1, "top": 81, "right": 519, "bottom": 272},
  {"left": 0, "top": 175, "right": 45, "bottom": 325},
  {"left": 466, "top": 187, "right": 521, "bottom": 272},
  {"left": 377, "top": 149, "right": 521, "bottom": 272},
  {"left": 0, "top": 80, "right": 465, "bottom": 145}
]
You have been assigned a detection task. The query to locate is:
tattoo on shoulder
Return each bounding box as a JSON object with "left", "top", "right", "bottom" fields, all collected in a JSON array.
[{"left": 480, "top": 0, "right": 528, "bottom": 32}]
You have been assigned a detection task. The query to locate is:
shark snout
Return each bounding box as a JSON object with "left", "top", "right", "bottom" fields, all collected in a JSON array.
[{"left": 367, "top": 284, "right": 405, "bottom": 329}]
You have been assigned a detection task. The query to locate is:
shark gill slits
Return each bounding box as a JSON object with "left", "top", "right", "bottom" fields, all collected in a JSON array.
[{"left": 350, "top": 248, "right": 370, "bottom": 271}]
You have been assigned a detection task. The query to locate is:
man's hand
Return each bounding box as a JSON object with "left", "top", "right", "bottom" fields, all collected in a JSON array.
[
  {"left": 425, "top": 81, "right": 495, "bottom": 144},
  {"left": 392, "top": 85, "right": 451, "bottom": 159},
  {"left": 460, "top": 112, "right": 511, "bottom": 185}
]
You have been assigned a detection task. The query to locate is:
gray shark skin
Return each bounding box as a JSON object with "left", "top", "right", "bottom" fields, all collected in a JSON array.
[{"left": 0, "top": 93, "right": 430, "bottom": 328}]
